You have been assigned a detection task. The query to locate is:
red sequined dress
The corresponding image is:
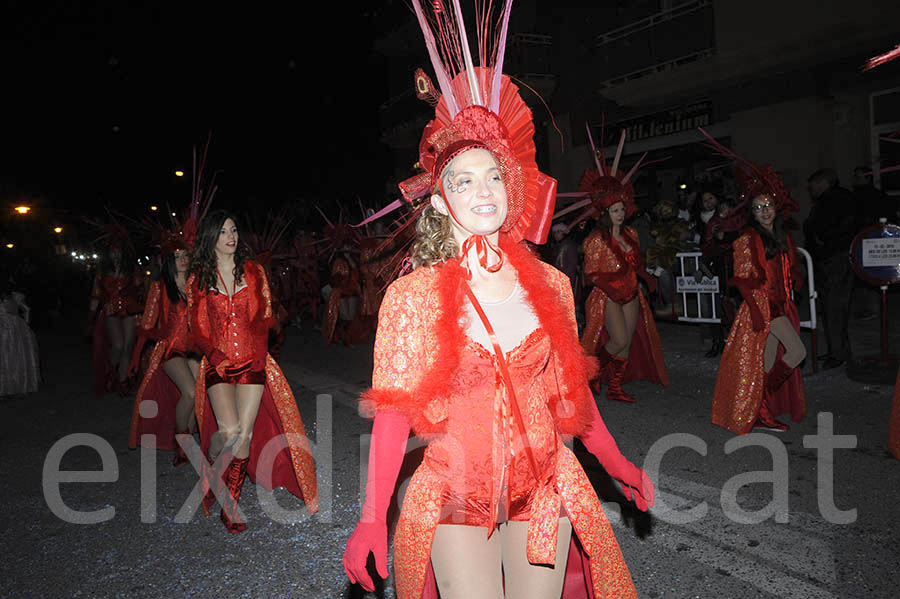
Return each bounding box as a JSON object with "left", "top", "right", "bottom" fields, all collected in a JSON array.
[
  {"left": 128, "top": 280, "right": 192, "bottom": 451},
  {"left": 188, "top": 261, "right": 318, "bottom": 508},
  {"left": 360, "top": 239, "right": 639, "bottom": 599},
  {"left": 90, "top": 272, "right": 144, "bottom": 396},
  {"left": 711, "top": 229, "right": 805, "bottom": 433},
  {"left": 580, "top": 226, "right": 669, "bottom": 386}
]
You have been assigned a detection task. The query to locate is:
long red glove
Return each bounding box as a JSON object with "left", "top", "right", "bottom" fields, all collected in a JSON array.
[
  {"left": 733, "top": 281, "right": 765, "bottom": 332},
  {"left": 578, "top": 400, "right": 654, "bottom": 511},
  {"left": 343, "top": 410, "right": 410, "bottom": 592}
]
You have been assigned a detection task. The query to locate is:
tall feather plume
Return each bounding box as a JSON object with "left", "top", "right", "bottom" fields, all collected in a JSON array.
[
  {"left": 411, "top": 0, "right": 461, "bottom": 117},
  {"left": 489, "top": 1, "right": 514, "bottom": 114}
]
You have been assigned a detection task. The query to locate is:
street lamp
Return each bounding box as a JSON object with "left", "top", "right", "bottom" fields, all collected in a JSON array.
[
  {"left": 54, "top": 226, "right": 63, "bottom": 234},
  {"left": 5, "top": 243, "right": 13, "bottom": 249},
  {"left": 174, "top": 170, "right": 184, "bottom": 177},
  {"left": 14, "top": 205, "right": 30, "bottom": 214},
  {"left": 150, "top": 205, "right": 158, "bottom": 212}
]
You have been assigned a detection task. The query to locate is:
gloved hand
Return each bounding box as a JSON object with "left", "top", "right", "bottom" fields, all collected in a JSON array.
[
  {"left": 578, "top": 400, "right": 654, "bottom": 511},
  {"left": 749, "top": 304, "right": 766, "bottom": 332},
  {"left": 215, "top": 359, "right": 233, "bottom": 379},
  {"left": 343, "top": 410, "right": 410, "bottom": 592}
]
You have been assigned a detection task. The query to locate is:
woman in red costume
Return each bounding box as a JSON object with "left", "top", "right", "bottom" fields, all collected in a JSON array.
[
  {"left": 187, "top": 210, "right": 317, "bottom": 533},
  {"left": 90, "top": 239, "right": 143, "bottom": 396},
  {"left": 710, "top": 149, "right": 806, "bottom": 433},
  {"left": 344, "top": 4, "right": 653, "bottom": 596},
  {"left": 127, "top": 241, "right": 199, "bottom": 465},
  {"left": 578, "top": 175, "right": 669, "bottom": 402}
]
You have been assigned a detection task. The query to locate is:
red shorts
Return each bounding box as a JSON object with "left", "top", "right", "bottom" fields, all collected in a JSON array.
[{"left": 205, "top": 362, "right": 265, "bottom": 389}]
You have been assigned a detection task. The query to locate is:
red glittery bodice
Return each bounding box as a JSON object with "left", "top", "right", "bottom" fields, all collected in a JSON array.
[
  {"left": 93, "top": 274, "right": 141, "bottom": 316},
  {"left": 204, "top": 286, "right": 256, "bottom": 364}
]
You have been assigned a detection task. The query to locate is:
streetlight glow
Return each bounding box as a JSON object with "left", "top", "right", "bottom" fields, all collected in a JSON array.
[
  {"left": 150, "top": 205, "right": 158, "bottom": 212},
  {"left": 174, "top": 170, "right": 184, "bottom": 177},
  {"left": 5, "top": 243, "right": 14, "bottom": 249},
  {"left": 54, "top": 227, "right": 63, "bottom": 234},
  {"left": 15, "top": 206, "right": 31, "bottom": 214}
]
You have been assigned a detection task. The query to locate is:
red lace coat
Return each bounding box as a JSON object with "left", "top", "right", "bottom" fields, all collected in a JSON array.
[
  {"left": 128, "top": 280, "right": 191, "bottom": 450},
  {"left": 360, "top": 237, "right": 638, "bottom": 599},
  {"left": 711, "top": 230, "right": 805, "bottom": 434}
]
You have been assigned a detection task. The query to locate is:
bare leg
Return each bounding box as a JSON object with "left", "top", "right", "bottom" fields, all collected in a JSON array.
[
  {"left": 207, "top": 383, "right": 239, "bottom": 461},
  {"left": 162, "top": 356, "right": 197, "bottom": 432},
  {"left": 603, "top": 301, "right": 628, "bottom": 356},
  {"left": 431, "top": 524, "right": 503, "bottom": 599},
  {"left": 764, "top": 316, "right": 807, "bottom": 372},
  {"left": 500, "top": 518, "right": 573, "bottom": 599},
  {"left": 619, "top": 297, "right": 640, "bottom": 359},
  {"left": 232, "top": 384, "right": 264, "bottom": 460},
  {"left": 104, "top": 315, "right": 125, "bottom": 381}
]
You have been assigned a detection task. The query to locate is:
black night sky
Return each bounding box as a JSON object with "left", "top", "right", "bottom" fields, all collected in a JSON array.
[{"left": 1, "top": 2, "right": 402, "bottom": 224}]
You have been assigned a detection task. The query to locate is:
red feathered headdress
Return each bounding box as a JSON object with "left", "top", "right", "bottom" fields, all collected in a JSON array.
[
  {"left": 553, "top": 120, "right": 664, "bottom": 232},
  {"left": 698, "top": 128, "right": 797, "bottom": 232},
  {"left": 390, "top": 1, "right": 557, "bottom": 246}
]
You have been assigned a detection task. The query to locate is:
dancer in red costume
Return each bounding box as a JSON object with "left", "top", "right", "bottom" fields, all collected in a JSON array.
[
  {"left": 344, "top": 3, "right": 653, "bottom": 596},
  {"left": 579, "top": 181, "right": 668, "bottom": 401},
  {"left": 89, "top": 236, "right": 143, "bottom": 396},
  {"left": 558, "top": 124, "right": 668, "bottom": 401},
  {"left": 128, "top": 242, "right": 199, "bottom": 465},
  {"left": 708, "top": 135, "right": 806, "bottom": 433},
  {"left": 188, "top": 210, "right": 318, "bottom": 533}
]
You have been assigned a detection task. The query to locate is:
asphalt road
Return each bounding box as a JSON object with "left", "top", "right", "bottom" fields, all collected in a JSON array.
[{"left": 2, "top": 306, "right": 898, "bottom": 599}]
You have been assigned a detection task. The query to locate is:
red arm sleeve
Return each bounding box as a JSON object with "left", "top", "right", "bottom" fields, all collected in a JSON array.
[{"left": 187, "top": 275, "right": 227, "bottom": 366}]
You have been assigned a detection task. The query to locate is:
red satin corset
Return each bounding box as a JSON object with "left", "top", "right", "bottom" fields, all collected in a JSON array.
[
  {"left": 204, "top": 286, "right": 258, "bottom": 364},
  {"left": 585, "top": 231, "right": 640, "bottom": 303},
  {"left": 427, "top": 329, "right": 558, "bottom": 525},
  {"left": 96, "top": 275, "right": 139, "bottom": 316}
]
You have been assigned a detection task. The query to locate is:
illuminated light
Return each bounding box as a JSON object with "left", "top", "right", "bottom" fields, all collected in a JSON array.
[
  {"left": 174, "top": 170, "right": 184, "bottom": 177},
  {"left": 92, "top": 254, "right": 98, "bottom": 259},
  {"left": 5, "top": 243, "right": 13, "bottom": 249},
  {"left": 15, "top": 205, "right": 31, "bottom": 214},
  {"left": 145, "top": 270, "right": 151, "bottom": 276},
  {"left": 71, "top": 251, "right": 77, "bottom": 257},
  {"left": 171, "top": 212, "right": 176, "bottom": 217},
  {"left": 150, "top": 205, "right": 158, "bottom": 211},
  {"left": 679, "top": 184, "right": 687, "bottom": 190},
  {"left": 54, "top": 227, "right": 63, "bottom": 234}
]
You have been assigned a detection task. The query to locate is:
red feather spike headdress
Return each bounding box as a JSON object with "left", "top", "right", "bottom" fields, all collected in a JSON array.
[
  {"left": 553, "top": 120, "right": 664, "bottom": 233},
  {"left": 393, "top": 0, "right": 557, "bottom": 246},
  {"left": 698, "top": 127, "right": 797, "bottom": 232}
]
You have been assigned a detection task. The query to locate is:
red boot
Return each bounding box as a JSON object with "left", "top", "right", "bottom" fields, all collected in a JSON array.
[
  {"left": 756, "top": 391, "right": 788, "bottom": 431},
  {"left": 220, "top": 456, "right": 250, "bottom": 534},
  {"left": 606, "top": 356, "right": 635, "bottom": 403},
  {"left": 765, "top": 359, "right": 795, "bottom": 395},
  {"left": 589, "top": 347, "right": 615, "bottom": 395},
  {"left": 200, "top": 452, "right": 221, "bottom": 517},
  {"left": 172, "top": 431, "right": 190, "bottom": 467}
]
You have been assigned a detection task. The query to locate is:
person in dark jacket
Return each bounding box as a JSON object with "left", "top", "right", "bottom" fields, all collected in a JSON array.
[
  {"left": 803, "top": 168, "right": 857, "bottom": 369},
  {"left": 853, "top": 166, "right": 898, "bottom": 226}
]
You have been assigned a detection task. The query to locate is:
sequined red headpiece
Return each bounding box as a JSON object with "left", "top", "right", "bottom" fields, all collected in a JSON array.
[
  {"left": 698, "top": 128, "right": 797, "bottom": 232},
  {"left": 393, "top": 1, "right": 557, "bottom": 245}
]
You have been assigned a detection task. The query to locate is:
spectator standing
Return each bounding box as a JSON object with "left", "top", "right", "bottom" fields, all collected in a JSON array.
[{"left": 803, "top": 168, "right": 857, "bottom": 369}]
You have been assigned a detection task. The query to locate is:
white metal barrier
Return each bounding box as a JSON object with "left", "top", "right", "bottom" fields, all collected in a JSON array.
[
  {"left": 675, "top": 252, "right": 721, "bottom": 324},
  {"left": 671, "top": 247, "right": 820, "bottom": 370}
]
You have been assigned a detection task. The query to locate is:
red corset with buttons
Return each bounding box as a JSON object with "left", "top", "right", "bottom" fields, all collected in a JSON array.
[
  {"left": 92, "top": 273, "right": 143, "bottom": 317},
  {"left": 188, "top": 261, "right": 274, "bottom": 375}
]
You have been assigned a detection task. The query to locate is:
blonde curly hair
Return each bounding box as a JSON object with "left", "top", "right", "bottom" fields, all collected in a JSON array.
[{"left": 410, "top": 203, "right": 459, "bottom": 269}]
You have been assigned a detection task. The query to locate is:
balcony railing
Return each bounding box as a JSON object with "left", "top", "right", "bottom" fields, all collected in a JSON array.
[{"left": 594, "top": 0, "right": 715, "bottom": 89}]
